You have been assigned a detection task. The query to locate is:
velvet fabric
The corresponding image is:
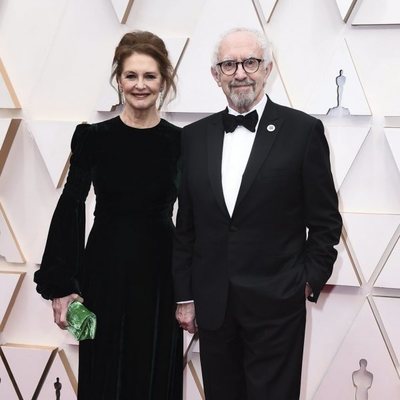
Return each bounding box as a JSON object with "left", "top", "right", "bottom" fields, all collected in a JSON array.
[{"left": 34, "top": 116, "right": 182, "bottom": 400}]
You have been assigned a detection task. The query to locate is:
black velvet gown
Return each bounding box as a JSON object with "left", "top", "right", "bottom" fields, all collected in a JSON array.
[{"left": 34, "top": 116, "right": 182, "bottom": 400}]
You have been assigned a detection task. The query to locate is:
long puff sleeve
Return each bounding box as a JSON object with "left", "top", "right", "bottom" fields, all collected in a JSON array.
[{"left": 34, "top": 123, "right": 93, "bottom": 300}]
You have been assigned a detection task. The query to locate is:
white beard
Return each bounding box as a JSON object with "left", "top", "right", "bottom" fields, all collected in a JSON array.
[
  {"left": 228, "top": 79, "right": 256, "bottom": 111},
  {"left": 229, "top": 89, "right": 255, "bottom": 111}
]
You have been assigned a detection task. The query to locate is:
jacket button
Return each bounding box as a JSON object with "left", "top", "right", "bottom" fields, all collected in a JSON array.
[{"left": 229, "top": 225, "right": 239, "bottom": 232}]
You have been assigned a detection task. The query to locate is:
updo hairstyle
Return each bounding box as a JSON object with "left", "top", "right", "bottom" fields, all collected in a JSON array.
[{"left": 111, "top": 31, "right": 176, "bottom": 101}]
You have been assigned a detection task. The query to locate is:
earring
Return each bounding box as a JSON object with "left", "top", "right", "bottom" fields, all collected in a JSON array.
[
  {"left": 118, "top": 87, "right": 124, "bottom": 105},
  {"left": 159, "top": 91, "right": 165, "bottom": 108}
]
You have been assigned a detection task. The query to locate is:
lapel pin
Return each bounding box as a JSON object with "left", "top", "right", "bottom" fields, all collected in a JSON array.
[{"left": 267, "top": 124, "right": 276, "bottom": 132}]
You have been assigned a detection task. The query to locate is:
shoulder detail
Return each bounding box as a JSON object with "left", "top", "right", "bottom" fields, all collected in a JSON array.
[
  {"left": 71, "top": 123, "right": 93, "bottom": 152},
  {"left": 71, "top": 117, "right": 118, "bottom": 152}
]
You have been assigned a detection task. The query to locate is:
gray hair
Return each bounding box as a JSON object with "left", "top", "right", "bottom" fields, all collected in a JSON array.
[{"left": 211, "top": 27, "right": 272, "bottom": 67}]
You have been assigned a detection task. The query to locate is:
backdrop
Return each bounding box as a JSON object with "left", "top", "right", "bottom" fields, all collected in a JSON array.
[{"left": 1, "top": 0, "right": 400, "bottom": 399}]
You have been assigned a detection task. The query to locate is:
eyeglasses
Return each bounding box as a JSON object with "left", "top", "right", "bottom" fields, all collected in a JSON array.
[{"left": 216, "top": 58, "right": 264, "bottom": 76}]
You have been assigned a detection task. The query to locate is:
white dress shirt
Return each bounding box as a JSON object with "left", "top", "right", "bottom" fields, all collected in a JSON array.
[{"left": 222, "top": 96, "right": 267, "bottom": 216}]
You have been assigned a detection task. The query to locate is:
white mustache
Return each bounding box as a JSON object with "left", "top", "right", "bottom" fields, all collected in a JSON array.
[{"left": 229, "top": 81, "right": 254, "bottom": 88}]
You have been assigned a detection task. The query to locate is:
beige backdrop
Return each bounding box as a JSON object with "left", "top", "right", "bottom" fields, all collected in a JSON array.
[{"left": 1, "top": 0, "right": 400, "bottom": 399}]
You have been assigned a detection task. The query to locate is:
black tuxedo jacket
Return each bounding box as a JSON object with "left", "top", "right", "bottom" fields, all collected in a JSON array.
[{"left": 173, "top": 98, "right": 342, "bottom": 330}]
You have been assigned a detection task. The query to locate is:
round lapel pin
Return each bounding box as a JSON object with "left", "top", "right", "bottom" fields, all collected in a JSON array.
[{"left": 267, "top": 124, "right": 276, "bottom": 132}]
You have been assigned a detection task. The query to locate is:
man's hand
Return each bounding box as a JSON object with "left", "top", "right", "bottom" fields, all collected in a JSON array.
[
  {"left": 52, "top": 293, "right": 83, "bottom": 329},
  {"left": 176, "top": 303, "right": 197, "bottom": 334}
]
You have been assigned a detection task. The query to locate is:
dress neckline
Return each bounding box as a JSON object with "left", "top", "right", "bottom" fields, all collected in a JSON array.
[{"left": 117, "top": 115, "right": 162, "bottom": 131}]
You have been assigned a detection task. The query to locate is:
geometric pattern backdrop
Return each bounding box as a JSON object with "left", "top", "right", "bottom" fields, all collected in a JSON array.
[
  {"left": 0, "top": 344, "right": 76, "bottom": 399},
  {"left": 1, "top": 0, "right": 400, "bottom": 399}
]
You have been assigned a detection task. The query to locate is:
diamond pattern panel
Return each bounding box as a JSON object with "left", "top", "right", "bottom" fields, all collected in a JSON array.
[
  {"left": 0, "top": 350, "right": 20, "bottom": 399},
  {"left": 0, "top": 119, "right": 21, "bottom": 177},
  {"left": 373, "top": 296, "right": 400, "bottom": 370},
  {"left": 324, "top": 125, "right": 370, "bottom": 190},
  {"left": 0, "top": 2, "right": 400, "bottom": 400},
  {"left": 304, "top": 40, "right": 371, "bottom": 116},
  {"left": 312, "top": 300, "right": 400, "bottom": 399},
  {"left": 353, "top": 0, "right": 400, "bottom": 25},
  {"left": 301, "top": 288, "right": 365, "bottom": 399},
  {"left": 0, "top": 272, "right": 25, "bottom": 332},
  {"left": 327, "top": 237, "right": 360, "bottom": 286},
  {"left": 0, "top": 119, "right": 10, "bottom": 145},
  {"left": 0, "top": 58, "right": 20, "bottom": 109},
  {"left": 110, "top": 0, "right": 134, "bottom": 24},
  {"left": 255, "top": 0, "right": 280, "bottom": 23},
  {"left": 385, "top": 128, "right": 400, "bottom": 173},
  {"left": 338, "top": 126, "right": 400, "bottom": 211},
  {"left": 0, "top": 202, "right": 25, "bottom": 264},
  {"left": 343, "top": 213, "right": 400, "bottom": 283},
  {"left": 38, "top": 350, "right": 77, "bottom": 399},
  {"left": 0, "top": 344, "right": 57, "bottom": 400},
  {"left": 28, "top": 121, "right": 78, "bottom": 188},
  {"left": 334, "top": 0, "right": 358, "bottom": 22},
  {"left": 186, "top": 355, "right": 204, "bottom": 400},
  {"left": 346, "top": 31, "right": 400, "bottom": 116},
  {"left": 375, "top": 228, "right": 400, "bottom": 289}
]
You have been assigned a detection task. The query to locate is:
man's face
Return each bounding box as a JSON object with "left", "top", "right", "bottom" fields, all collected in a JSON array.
[{"left": 211, "top": 31, "right": 272, "bottom": 113}]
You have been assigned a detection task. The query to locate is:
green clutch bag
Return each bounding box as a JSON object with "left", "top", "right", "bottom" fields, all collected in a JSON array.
[{"left": 66, "top": 301, "right": 97, "bottom": 341}]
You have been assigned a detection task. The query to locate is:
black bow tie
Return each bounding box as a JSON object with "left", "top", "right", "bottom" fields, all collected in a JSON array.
[{"left": 222, "top": 109, "right": 258, "bottom": 133}]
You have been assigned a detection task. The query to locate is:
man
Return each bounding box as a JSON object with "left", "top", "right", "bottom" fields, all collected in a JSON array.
[{"left": 173, "top": 27, "right": 342, "bottom": 400}]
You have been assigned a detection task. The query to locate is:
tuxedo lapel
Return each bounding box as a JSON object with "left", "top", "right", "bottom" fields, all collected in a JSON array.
[
  {"left": 234, "top": 99, "right": 283, "bottom": 210},
  {"left": 207, "top": 112, "right": 230, "bottom": 218}
]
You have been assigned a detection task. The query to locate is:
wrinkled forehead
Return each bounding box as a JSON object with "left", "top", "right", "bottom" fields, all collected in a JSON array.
[{"left": 218, "top": 31, "right": 262, "bottom": 61}]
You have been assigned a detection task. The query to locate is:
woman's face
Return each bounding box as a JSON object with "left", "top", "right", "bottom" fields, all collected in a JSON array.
[{"left": 118, "top": 52, "right": 164, "bottom": 112}]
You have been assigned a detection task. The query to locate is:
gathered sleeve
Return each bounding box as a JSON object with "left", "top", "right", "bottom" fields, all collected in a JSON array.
[{"left": 34, "top": 123, "right": 94, "bottom": 300}]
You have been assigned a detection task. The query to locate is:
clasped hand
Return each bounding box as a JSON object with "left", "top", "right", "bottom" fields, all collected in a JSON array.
[
  {"left": 52, "top": 293, "right": 83, "bottom": 329},
  {"left": 175, "top": 303, "right": 197, "bottom": 334}
]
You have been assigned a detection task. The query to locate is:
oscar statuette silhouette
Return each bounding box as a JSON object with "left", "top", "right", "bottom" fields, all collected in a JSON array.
[
  {"left": 352, "top": 359, "right": 373, "bottom": 400},
  {"left": 327, "top": 69, "right": 351, "bottom": 116},
  {"left": 54, "top": 377, "right": 62, "bottom": 400}
]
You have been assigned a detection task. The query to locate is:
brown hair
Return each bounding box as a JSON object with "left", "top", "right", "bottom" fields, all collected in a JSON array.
[{"left": 111, "top": 31, "right": 176, "bottom": 103}]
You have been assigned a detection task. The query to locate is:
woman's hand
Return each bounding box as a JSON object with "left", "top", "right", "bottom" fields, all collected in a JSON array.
[{"left": 52, "top": 293, "right": 83, "bottom": 329}]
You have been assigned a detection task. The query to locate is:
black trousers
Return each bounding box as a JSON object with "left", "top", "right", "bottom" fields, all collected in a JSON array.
[{"left": 198, "top": 284, "right": 306, "bottom": 400}]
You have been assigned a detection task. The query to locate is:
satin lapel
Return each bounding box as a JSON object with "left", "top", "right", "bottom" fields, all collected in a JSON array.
[
  {"left": 207, "top": 112, "right": 230, "bottom": 218},
  {"left": 235, "top": 100, "right": 283, "bottom": 209}
]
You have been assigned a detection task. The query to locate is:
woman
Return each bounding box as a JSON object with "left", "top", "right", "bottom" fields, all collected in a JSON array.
[{"left": 34, "top": 31, "right": 182, "bottom": 399}]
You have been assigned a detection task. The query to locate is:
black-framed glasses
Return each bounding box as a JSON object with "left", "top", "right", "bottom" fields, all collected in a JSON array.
[{"left": 216, "top": 58, "right": 264, "bottom": 76}]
